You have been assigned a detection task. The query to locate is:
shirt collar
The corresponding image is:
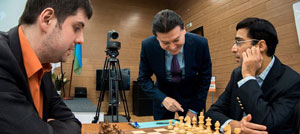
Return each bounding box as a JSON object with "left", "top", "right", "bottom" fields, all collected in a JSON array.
[
  {"left": 18, "top": 26, "right": 51, "bottom": 78},
  {"left": 257, "top": 56, "right": 275, "bottom": 81}
]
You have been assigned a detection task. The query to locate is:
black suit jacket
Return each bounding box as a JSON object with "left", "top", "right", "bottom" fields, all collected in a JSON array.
[
  {"left": 138, "top": 33, "right": 212, "bottom": 120},
  {"left": 206, "top": 57, "right": 300, "bottom": 134},
  {"left": 0, "top": 27, "right": 81, "bottom": 134}
]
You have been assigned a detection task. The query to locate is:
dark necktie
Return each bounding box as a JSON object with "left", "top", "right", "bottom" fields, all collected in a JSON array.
[{"left": 171, "top": 55, "right": 182, "bottom": 83}]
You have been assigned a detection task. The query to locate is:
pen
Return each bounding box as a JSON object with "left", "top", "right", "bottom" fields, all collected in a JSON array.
[{"left": 134, "top": 121, "right": 140, "bottom": 128}]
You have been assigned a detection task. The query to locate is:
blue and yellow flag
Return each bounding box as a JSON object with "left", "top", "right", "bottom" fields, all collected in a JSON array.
[{"left": 73, "top": 44, "right": 82, "bottom": 75}]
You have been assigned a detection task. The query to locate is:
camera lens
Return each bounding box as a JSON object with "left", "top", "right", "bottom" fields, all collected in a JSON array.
[{"left": 110, "top": 31, "right": 118, "bottom": 39}]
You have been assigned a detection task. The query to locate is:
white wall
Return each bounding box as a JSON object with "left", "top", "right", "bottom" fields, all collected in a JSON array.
[
  {"left": 293, "top": 1, "right": 300, "bottom": 47},
  {"left": 0, "top": 0, "right": 26, "bottom": 32}
]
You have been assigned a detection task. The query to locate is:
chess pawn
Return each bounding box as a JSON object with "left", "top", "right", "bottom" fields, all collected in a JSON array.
[
  {"left": 205, "top": 117, "right": 212, "bottom": 133},
  {"left": 213, "top": 121, "right": 220, "bottom": 134},
  {"left": 191, "top": 116, "right": 197, "bottom": 133},
  {"left": 174, "top": 121, "right": 180, "bottom": 133},
  {"left": 179, "top": 116, "right": 184, "bottom": 125},
  {"left": 179, "top": 123, "right": 186, "bottom": 134},
  {"left": 234, "top": 128, "right": 241, "bottom": 134},
  {"left": 224, "top": 124, "right": 232, "bottom": 134},
  {"left": 187, "top": 126, "right": 193, "bottom": 133},
  {"left": 168, "top": 120, "right": 174, "bottom": 130},
  {"left": 192, "top": 116, "right": 196, "bottom": 127},
  {"left": 186, "top": 131, "right": 193, "bottom": 134},
  {"left": 187, "top": 125, "right": 192, "bottom": 130}
]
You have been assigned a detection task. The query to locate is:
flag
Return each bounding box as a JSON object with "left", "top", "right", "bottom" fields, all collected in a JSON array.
[{"left": 73, "top": 44, "right": 82, "bottom": 75}]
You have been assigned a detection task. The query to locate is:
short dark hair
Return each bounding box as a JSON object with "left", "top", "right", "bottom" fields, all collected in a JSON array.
[
  {"left": 236, "top": 17, "right": 278, "bottom": 57},
  {"left": 152, "top": 9, "right": 184, "bottom": 36},
  {"left": 19, "top": 0, "right": 93, "bottom": 25}
]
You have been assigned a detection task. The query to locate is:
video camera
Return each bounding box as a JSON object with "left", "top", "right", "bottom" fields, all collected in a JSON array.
[{"left": 106, "top": 30, "right": 121, "bottom": 58}]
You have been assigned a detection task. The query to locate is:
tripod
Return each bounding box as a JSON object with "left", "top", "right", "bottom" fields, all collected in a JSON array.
[{"left": 92, "top": 49, "right": 131, "bottom": 123}]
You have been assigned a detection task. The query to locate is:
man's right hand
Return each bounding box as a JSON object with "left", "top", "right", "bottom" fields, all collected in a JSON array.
[
  {"left": 162, "top": 97, "right": 184, "bottom": 112},
  {"left": 241, "top": 46, "right": 263, "bottom": 78}
]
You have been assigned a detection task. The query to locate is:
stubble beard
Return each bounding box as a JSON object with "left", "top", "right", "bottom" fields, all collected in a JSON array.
[{"left": 41, "top": 27, "right": 65, "bottom": 63}]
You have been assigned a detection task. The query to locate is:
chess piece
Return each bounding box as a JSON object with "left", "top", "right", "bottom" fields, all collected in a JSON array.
[
  {"left": 224, "top": 124, "right": 232, "bottom": 134},
  {"left": 179, "top": 123, "right": 186, "bottom": 134},
  {"left": 192, "top": 116, "right": 197, "bottom": 128},
  {"left": 174, "top": 121, "right": 180, "bottom": 133},
  {"left": 213, "top": 121, "right": 220, "bottom": 134},
  {"left": 205, "top": 117, "right": 212, "bottom": 133},
  {"left": 184, "top": 116, "right": 191, "bottom": 127},
  {"left": 192, "top": 116, "right": 197, "bottom": 133},
  {"left": 168, "top": 120, "right": 174, "bottom": 130},
  {"left": 198, "top": 112, "right": 205, "bottom": 130},
  {"left": 186, "top": 131, "right": 193, "bottom": 134},
  {"left": 179, "top": 116, "right": 184, "bottom": 125},
  {"left": 234, "top": 128, "right": 241, "bottom": 134}
]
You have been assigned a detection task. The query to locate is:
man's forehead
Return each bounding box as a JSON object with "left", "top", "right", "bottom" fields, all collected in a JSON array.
[
  {"left": 157, "top": 32, "right": 181, "bottom": 42},
  {"left": 64, "top": 9, "right": 87, "bottom": 23},
  {"left": 236, "top": 29, "right": 249, "bottom": 39}
]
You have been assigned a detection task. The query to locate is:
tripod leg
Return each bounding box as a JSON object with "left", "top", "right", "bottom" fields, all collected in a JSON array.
[
  {"left": 92, "top": 57, "right": 109, "bottom": 123},
  {"left": 108, "top": 61, "right": 119, "bottom": 122},
  {"left": 116, "top": 59, "right": 131, "bottom": 122}
]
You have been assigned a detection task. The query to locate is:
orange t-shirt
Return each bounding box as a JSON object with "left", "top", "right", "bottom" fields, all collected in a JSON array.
[{"left": 18, "top": 26, "right": 51, "bottom": 119}]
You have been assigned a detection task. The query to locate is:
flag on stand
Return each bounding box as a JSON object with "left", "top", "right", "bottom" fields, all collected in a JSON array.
[{"left": 73, "top": 44, "right": 82, "bottom": 75}]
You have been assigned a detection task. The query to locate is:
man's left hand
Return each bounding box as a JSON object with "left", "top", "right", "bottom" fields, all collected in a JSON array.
[{"left": 240, "top": 114, "right": 268, "bottom": 134}]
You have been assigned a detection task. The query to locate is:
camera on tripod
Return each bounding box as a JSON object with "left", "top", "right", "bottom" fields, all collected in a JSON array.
[
  {"left": 106, "top": 30, "right": 121, "bottom": 58},
  {"left": 92, "top": 30, "right": 130, "bottom": 123}
]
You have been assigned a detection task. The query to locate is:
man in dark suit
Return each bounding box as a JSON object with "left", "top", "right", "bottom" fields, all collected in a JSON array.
[
  {"left": 138, "top": 9, "right": 212, "bottom": 120},
  {"left": 206, "top": 17, "right": 300, "bottom": 134},
  {"left": 0, "top": 0, "right": 93, "bottom": 134}
]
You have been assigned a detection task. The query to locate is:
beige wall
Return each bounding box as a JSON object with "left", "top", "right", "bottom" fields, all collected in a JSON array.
[
  {"left": 59, "top": 0, "right": 300, "bottom": 113},
  {"left": 169, "top": 0, "right": 300, "bottom": 110}
]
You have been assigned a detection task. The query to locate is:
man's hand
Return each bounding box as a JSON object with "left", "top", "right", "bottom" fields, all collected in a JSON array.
[
  {"left": 162, "top": 97, "right": 184, "bottom": 112},
  {"left": 241, "top": 46, "right": 263, "bottom": 78},
  {"left": 229, "top": 120, "right": 241, "bottom": 131},
  {"left": 185, "top": 111, "right": 197, "bottom": 119},
  {"left": 240, "top": 114, "right": 268, "bottom": 134}
]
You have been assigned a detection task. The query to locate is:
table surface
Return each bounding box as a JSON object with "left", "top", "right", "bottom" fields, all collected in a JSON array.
[{"left": 82, "top": 122, "right": 137, "bottom": 134}]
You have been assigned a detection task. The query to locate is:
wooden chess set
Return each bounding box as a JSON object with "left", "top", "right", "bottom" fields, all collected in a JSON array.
[{"left": 97, "top": 112, "right": 241, "bottom": 134}]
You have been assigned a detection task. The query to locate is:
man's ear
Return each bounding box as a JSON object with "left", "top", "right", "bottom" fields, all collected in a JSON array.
[
  {"left": 38, "top": 8, "right": 56, "bottom": 32},
  {"left": 257, "top": 40, "right": 267, "bottom": 53}
]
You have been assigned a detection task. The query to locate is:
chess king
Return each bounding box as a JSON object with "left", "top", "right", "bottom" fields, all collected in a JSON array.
[{"left": 206, "top": 17, "right": 300, "bottom": 134}]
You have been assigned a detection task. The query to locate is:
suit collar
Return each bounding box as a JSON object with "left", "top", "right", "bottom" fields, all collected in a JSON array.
[
  {"left": 153, "top": 38, "right": 166, "bottom": 79},
  {"left": 7, "top": 26, "right": 38, "bottom": 113},
  {"left": 8, "top": 26, "right": 26, "bottom": 72},
  {"left": 183, "top": 33, "right": 193, "bottom": 77},
  {"left": 261, "top": 56, "right": 282, "bottom": 92}
]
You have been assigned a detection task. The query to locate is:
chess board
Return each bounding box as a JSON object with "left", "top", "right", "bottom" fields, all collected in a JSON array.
[{"left": 95, "top": 112, "right": 241, "bottom": 134}]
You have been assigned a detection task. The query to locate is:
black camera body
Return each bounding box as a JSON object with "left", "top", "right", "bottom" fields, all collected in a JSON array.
[
  {"left": 106, "top": 30, "right": 121, "bottom": 58},
  {"left": 106, "top": 30, "right": 121, "bottom": 50}
]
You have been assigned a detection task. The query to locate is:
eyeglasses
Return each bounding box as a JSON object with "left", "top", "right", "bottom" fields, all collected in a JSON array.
[{"left": 234, "top": 39, "right": 259, "bottom": 46}]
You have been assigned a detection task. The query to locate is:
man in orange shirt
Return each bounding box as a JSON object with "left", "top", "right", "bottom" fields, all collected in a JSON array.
[{"left": 0, "top": 0, "right": 93, "bottom": 134}]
